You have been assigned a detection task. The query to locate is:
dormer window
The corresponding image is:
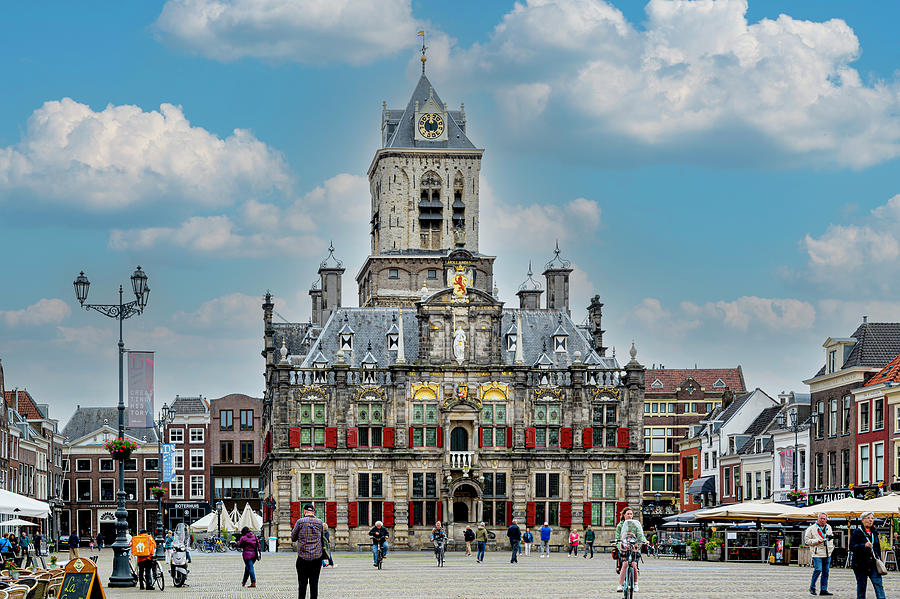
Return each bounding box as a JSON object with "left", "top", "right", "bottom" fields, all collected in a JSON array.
[
  {"left": 713, "top": 379, "right": 726, "bottom": 389},
  {"left": 313, "top": 365, "right": 327, "bottom": 384},
  {"left": 651, "top": 379, "right": 663, "bottom": 389},
  {"left": 362, "top": 363, "right": 376, "bottom": 385},
  {"left": 340, "top": 334, "right": 353, "bottom": 351},
  {"left": 507, "top": 334, "right": 517, "bottom": 352},
  {"left": 553, "top": 335, "right": 567, "bottom": 352},
  {"left": 829, "top": 349, "right": 837, "bottom": 373},
  {"left": 387, "top": 333, "right": 399, "bottom": 351}
]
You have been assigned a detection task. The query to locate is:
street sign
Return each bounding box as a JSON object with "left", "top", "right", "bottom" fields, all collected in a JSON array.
[{"left": 161, "top": 444, "right": 175, "bottom": 482}]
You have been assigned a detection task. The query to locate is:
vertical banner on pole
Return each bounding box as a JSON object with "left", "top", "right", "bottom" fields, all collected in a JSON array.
[
  {"left": 161, "top": 444, "right": 175, "bottom": 483},
  {"left": 128, "top": 351, "right": 154, "bottom": 428}
]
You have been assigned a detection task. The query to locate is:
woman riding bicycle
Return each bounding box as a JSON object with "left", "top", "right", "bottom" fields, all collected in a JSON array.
[
  {"left": 615, "top": 507, "right": 647, "bottom": 593},
  {"left": 430, "top": 521, "right": 447, "bottom": 564}
]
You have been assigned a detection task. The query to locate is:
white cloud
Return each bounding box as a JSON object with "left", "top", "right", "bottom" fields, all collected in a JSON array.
[
  {"left": 435, "top": 0, "right": 900, "bottom": 168},
  {"left": 0, "top": 299, "right": 71, "bottom": 327},
  {"left": 0, "top": 98, "right": 289, "bottom": 210},
  {"left": 155, "top": 0, "right": 422, "bottom": 65},
  {"left": 681, "top": 296, "right": 816, "bottom": 331},
  {"left": 172, "top": 292, "right": 261, "bottom": 330}
]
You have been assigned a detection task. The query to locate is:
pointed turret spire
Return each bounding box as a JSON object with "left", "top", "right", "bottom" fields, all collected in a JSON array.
[{"left": 418, "top": 30, "right": 427, "bottom": 75}]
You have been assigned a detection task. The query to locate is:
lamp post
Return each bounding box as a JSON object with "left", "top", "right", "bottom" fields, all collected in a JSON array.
[
  {"left": 73, "top": 267, "right": 150, "bottom": 588},
  {"left": 777, "top": 408, "right": 819, "bottom": 503},
  {"left": 216, "top": 500, "right": 224, "bottom": 540},
  {"left": 152, "top": 403, "right": 175, "bottom": 559}
]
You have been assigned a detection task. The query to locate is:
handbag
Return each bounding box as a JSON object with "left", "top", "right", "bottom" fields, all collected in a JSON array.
[{"left": 872, "top": 548, "right": 888, "bottom": 576}]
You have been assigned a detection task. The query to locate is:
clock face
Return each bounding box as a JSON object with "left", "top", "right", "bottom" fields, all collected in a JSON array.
[{"left": 418, "top": 113, "right": 445, "bottom": 139}]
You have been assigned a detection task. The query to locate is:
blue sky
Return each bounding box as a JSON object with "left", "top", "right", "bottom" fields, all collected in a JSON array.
[{"left": 2, "top": 0, "right": 900, "bottom": 424}]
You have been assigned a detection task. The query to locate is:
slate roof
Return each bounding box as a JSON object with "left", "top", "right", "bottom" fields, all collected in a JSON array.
[
  {"left": 273, "top": 322, "right": 317, "bottom": 360},
  {"left": 61, "top": 406, "right": 157, "bottom": 443},
  {"left": 813, "top": 322, "right": 900, "bottom": 378},
  {"left": 645, "top": 368, "right": 746, "bottom": 394},
  {"left": 736, "top": 406, "right": 782, "bottom": 454},
  {"left": 865, "top": 352, "right": 900, "bottom": 387},
  {"left": 292, "top": 306, "right": 616, "bottom": 369},
  {"left": 384, "top": 75, "right": 476, "bottom": 150},
  {"left": 171, "top": 396, "right": 208, "bottom": 415}
]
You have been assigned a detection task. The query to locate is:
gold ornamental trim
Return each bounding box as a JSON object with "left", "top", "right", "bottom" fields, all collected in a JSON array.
[
  {"left": 296, "top": 385, "right": 327, "bottom": 400},
  {"left": 534, "top": 388, "right": 563, "bottom": 401},
  {"left": 411, "top": 382, "right": 440, "bottom": 401},
  {"left": 480, "top": 381, "right": 509, "bottom": 402},
  {"left": 353, "top": 386, "right": 385, "bottom": 401},
  {"left": 590, "top": 386, "right": 620, "bottom": 401}
]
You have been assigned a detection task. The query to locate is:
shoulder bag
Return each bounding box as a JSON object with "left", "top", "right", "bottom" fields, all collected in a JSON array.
[{"left": 872, "top": 547, "right": 888, "bottom": 576}]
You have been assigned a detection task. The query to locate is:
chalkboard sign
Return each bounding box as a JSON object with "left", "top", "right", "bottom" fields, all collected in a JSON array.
[{"left": 57, "top": 558, "right": 106, "bottom": 599}]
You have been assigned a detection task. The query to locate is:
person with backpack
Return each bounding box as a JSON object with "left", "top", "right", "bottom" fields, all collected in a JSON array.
[
  {"left": 130, "top": 529, "right": 157, "bottom": 590},
  {"left": 237, "top": 526, "right": 260, "bottom": 588},
  {"left": 583, "top": 525, "right": 595, "bottom": 558},
  {"left": 68, "top": 531, "right": 80, "bottom": 560},
  {"left": 463, "top": 525, "right": 475, "bottom": 557}
]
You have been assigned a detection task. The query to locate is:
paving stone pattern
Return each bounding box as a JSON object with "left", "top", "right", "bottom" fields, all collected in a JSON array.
[{"left": 92, "top": 550, "right": 900, "bottom": 599}]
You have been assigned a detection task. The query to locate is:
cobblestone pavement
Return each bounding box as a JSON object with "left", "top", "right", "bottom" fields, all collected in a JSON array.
[{"left": 82, "top": 550, "right": 900, "bottom": 599}]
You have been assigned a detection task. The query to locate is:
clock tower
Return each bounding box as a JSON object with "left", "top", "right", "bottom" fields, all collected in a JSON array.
[{"left": 358, "top": 72, "right": 493, "bottom": 307}]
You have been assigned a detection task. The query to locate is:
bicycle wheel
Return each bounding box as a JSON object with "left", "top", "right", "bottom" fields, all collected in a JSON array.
[
  {"left": 154, "top": 562, "right": 165, "bottom": 590},
  {"left": 129, "top": 561, "right": 138, "bottom": 585},
  {"left": 377, "top": 549, "right": 383, "bottom": 570},
  {"left": 624, "top": 563, "right": 633, "bottom": 599},
  {"left": 439, "top": 547, "right": 444, "bottom": 567}
]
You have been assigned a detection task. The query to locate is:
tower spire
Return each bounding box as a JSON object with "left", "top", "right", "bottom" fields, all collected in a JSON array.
[{"left": 418, "top": 30, "right": 427, "bottom": 75}]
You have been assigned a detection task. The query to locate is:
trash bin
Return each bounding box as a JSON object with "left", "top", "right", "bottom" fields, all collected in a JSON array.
[{"left": 268, "top": 537, "right": 277, "bottom": 553}]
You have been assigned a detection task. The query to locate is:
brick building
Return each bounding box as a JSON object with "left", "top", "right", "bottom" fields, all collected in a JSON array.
[
  {"left": 642, "top": 367, "right": 744, "bottom": 524},
  {"left": 209, "top": 394, "right": 263, "bottom": 514},
  {"left": 804, "top": 320, "right": 900, "bottom": 503},
  {"left": 261, "top": 70, "right": 647, "bottom": 551},
  {"left": 852, "top": 352, "right": 900, "bottom": 495},
  {"left": 164, "top": 396, "right": 211, "bottom": 530}
]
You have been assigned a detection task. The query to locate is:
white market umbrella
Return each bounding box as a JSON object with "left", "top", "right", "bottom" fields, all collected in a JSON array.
[
  {"left": 208, "top": 508, "right": 237, "bottom": 534},
  {"left": 0, "top": 489, "right": 50, "bottom": 518},
  {"left": 230, "top": 506, "right": 240, "bottom": 522},
  {"left": 694, "top": 501, "right": 790, "bottom": 521},
  {"left": 779, "top": 496, "right": 870, "bottom": 520},
  {"left": 236, "top": 504, "right": 262, "bottom": 531},
  {"left": 189, "top": 512, "right": 215, "bottom": 533},
  {"left": 0, "top": 518, "right": 40, "bottom": 527},
  {"left": 855, "top": 493, "right": 900, "bottom": 518}
]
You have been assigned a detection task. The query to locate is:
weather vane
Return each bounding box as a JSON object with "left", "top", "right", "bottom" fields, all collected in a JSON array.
[{"left": 418, "top": 30, "right": 427, "bottom": 74}]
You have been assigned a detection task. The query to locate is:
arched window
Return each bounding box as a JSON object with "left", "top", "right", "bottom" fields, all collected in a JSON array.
[
  {"left": 419, "top": 172, "right": 442, "bottom": 249},
  {"left": 452, "top": 171, "right": 465, "bottom": 231}
]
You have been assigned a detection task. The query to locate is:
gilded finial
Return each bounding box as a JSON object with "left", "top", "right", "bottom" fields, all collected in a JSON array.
[{"left": 418, "top": 30, "right": 427, "bottom": 74}]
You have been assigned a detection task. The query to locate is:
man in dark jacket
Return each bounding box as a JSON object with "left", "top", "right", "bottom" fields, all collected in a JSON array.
[
  {"left": 463, "top": 525, "right": 475, "bottom": 556},
  {"left": 507, "top": 519, "right": 521, "bottom": 564},
  {"left": 522, "top": 528, "right": 534, "bottom": 557},
  {"left": 583, "top": 525, "right": 595, "bottom": 558}
]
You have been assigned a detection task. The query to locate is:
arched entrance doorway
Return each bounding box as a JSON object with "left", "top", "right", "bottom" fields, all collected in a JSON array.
[
  {"left": 453, "top": 501, "right": 468, "bottom": 522},
  {"left": 452, "top": 483, "right": 478, "bottom": 524},
  {"left": 450, "top": 427, "right": 468, "bottom": 452}
]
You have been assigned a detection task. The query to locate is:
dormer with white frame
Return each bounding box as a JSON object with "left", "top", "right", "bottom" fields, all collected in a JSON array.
[{"left": 822, "top": 337, "right": 856, "bottom": 374}]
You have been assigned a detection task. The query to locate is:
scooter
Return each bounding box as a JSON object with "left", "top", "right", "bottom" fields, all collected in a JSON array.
[{"left": 170, "top": 523, "right": 190, "bottom": 587}]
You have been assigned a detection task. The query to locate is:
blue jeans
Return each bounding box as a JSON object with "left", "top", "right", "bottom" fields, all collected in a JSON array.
[
  {"left": 372, "top": 541, "right": 388, "bottom": 564},
  {"left": 242, "top": 558, "right": 256, "bottom": 584},
  {"left": 477, "top": 541, "right": 486, "bottom": 561},
  {"left": 510, "top": 541, "right": 520, "bottom": 562},
  {"left": 854, "top": 568, "right": 886, "bottom": 599},
  {"left": 811, "top": 556, "right": 830, "bottom": 591}
]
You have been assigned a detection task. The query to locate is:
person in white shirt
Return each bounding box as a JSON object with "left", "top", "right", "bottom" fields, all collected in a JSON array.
[{"left": 804, "top": 512, "right": 834, "bottom": 596}]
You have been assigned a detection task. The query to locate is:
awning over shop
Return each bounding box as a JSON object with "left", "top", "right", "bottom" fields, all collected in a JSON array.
[
  {"left": 0, "top": 489, "right": 50, "bottom": 518},
  {"left": 686, "top": 476, "right": 716, "bottom": 496}
]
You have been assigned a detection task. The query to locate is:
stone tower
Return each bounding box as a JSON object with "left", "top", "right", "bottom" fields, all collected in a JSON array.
[
  {"left": 543, "top": 242, "right": 573, "bottom": 315},
  {"left": 318, "top": 243, "right": 344, "bottom": 325},
  {"left": 516, "top": 263, "right": 543, "bottom": 310},
  {"left": 357, "top": 74, "right": 495, "bottom": 307}
]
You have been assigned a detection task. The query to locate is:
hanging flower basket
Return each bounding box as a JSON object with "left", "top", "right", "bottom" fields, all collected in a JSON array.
[
  {"left": 104, "top": 438, "right": 139, "bottom": 460},
  {"left": 150, "top": 487, "right": 166, "bottom": 500},
  {"left": 786, "top": 489, "right": 807, "bottom": 502}
]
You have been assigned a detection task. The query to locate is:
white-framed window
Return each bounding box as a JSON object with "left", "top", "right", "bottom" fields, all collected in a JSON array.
[
  {"left": 75, "top": 459, "right": 92, "bottom": 472},
  {"left": 650, "top": 379, "right": 663, "bottom": 389},
  {"left": 874, "top": 398, "right": 885, "bottom": 431},
  {"left": 76, "top": 479, "right": 91, "bottom": 502},
  {"left": 169, "top": 428, "right": 184, "bottom": 444},
  {"left": 99, "top": 458, "right": 114, "bottom": 472},
  {"left": 589, "top": 472, "right": 617, "bottom": 527},
  {"left": 506, "top": 334, "right": 517, "bottom": 352},
  {"left": 713, "top": 379, "right": 726, "bottom": 389},
  {"left": 829, "top": 399, "right": 838, "bottom": 436},
  {"left": 174, "top": 449, "right": 184, "bottom": 471},
  {"left": 874, "top": 442, "right": 885, "bottom": 482},
  {"left": 190, "top": 449, "right": 204, "bottom": 470},
  {"left": 829, "top": 349, "right": 837, "bottom": 373},
  {"left": 859, "top": 402, "right": 870, "bottom": 433},
  {"left": 190, "top": 475, "right": 205, "bottom": 499},
  {"left": 189, "top": 428, "right": 205, "bottom": 443},
  {"left": 171, "top": 475, "right": 184, "bottom": 498},
  {"left": 144, "top": 457, "right": 159, "bottom": 471},
  {"left": 859, "top": 444, "right": 870, "bottom": 485}
]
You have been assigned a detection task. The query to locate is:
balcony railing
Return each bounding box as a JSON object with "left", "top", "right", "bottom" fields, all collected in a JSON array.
[{"left": 448, "top": 451, "right": 474, "bottom": 473}]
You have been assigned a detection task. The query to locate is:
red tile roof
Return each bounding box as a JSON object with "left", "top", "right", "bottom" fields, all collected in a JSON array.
[
  {"left": 865, "top": 352, "right": 900, "bottom": 387},
  {"left": 645, "top": 367, "right": 746, "bottom": 394},
  {"left": 3, "top": 390, "right": 44, "bottom": 419}
]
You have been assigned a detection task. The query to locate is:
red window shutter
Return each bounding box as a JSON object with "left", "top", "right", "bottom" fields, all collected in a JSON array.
[
  {"left": 436, "top": 500, "right": 442, "bottom": 523},
  {"left": 383, "top": 501, "right": 395, "bottom": 527},
  {"left": 525, "top": 427, "right": 536, "bottom": 448},
  {"left": 264, "top": 431, "right": 272, "bottom": 454},
  {"left": 616, "top": 427, "right": 630, "bottom": 448},
  {"left": 583, "top": 502, "right": 592, "bottom": 527},
  {"left": 561, "top": 427, "right": 573, "bottom": 449},
  {"left": 615, "top": 502, "right": 629, "bottom": 523},
  {"left": 288, "top": 427, "right": 301, "bottom": 448},
  {"left": 478, "top": 427, "right": 483, "bottom": 448},
  {"left": 560, "top": 501, "right": 572, "bottom": 527},
  {"left": 436, "top": 426, "right": 443, "bottom": 448},
  {"left": 506, "top": 426, "right": 513, "bottom": 448},
  {"left": 409, "top": 426, "right": 414, "bottom": 448},
  {"left": 325, "top": 427, "right": 337, "bottom": 448},
  {"left": 583, "top": 427, "right": 593, "bottom": 449},
  {"left": 383, "top": 427, "right": 395, "bottom": 448},
  {"left": 526, "top": 501, "right": 536, "bottom": 527},
  {"left": 346, "top": 427, "right": 358, "bottom": 448},
  {"left": 348, "top": 501, "right": 359, "bottom": 528},
  {"left": 325, "top": 501, "right": 337, "bottom": 528},
  {"left": 290, "top": 501, "right": 302, "bottom": 525},
  {"left": 505, "top": 501, "right": 513, "bottom": 526},
  {"left": 409, "top": 501, "right": 414, "bottom": 526}
]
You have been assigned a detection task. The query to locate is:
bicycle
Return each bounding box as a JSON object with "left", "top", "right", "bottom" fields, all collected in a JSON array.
[
  {"left": 129, "top": 557, "right": 165, "bottom": 590},
  {"left": 620, "top": 535, "right": 642, "bottom": 599},
  {"left": 374, "top": 542, "right": 387, "bottom": 570},
  {"left": 433, "top": 540, "right": 445, "bottom": 567}
]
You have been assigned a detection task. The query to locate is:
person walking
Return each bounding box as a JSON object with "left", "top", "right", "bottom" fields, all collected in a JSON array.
[
  {"left": 584, "top": 525, "right": 595, "bottom": 558},
  {"left": 475, "top": 522, "right": 488, "bottom": 563},
  {"left": 568, "top": 530, "right": 580, "bottom": 557},
  {"left": 291, "top": 503, "right": 324, "bottom": 599},
  {"left": 19, "top": 532, "right": 32, "bottom": 568},
  {"left": 539, "top": 522, "right": 552, "bottom": 557},
  {"left": 321, "top": 523, "right": 334, "bottom": 568},
  {"left": 68, "top": 530, "right": 80, "bottom": 560},
  {"left": 804, "top": 512, "right": 834, "bottom": 596},
  {"left": 237, "top": 526, "right": 260, "bottom": 588},
  {"left": 463, "top": 525, "right": 475, "bottom": 557},
  {"left": 849, "top": 511, "right": 886, "bottom": 599},
  {"left": 0, "top": 533, "right": 13, "bottom": 563},
  {"left": 95, "top": 533, "right": 104, "bottom": 552},
  {"left": 522, "top": 527, "right": 533, "bottom": 557},
  {"left": 165, "top": 531, "right": 174, "bottom": 563},
  {"left": 129, "top": 529, "right": 156, "bottom": 590},
  {"left": 507, "top": 519, "right": 521, "bottom": 564}
]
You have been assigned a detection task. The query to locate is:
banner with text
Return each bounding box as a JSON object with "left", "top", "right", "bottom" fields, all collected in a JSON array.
[
  {"left": 127, "top": 351, "right": 154, "bottom": 428},
  {"left": 161, "top": 444, "right": 175, "bottom": 483}
]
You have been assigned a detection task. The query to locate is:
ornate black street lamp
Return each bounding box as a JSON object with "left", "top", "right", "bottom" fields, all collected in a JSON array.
[
  {"left": 216, "top": 500, "right": 224, "bottom": 540},
  {"left": 152, "top": 403, "right": 174, "bottom": 559},
  {"left": 73, "top": 267, "right": 150, "bottom": 587}
]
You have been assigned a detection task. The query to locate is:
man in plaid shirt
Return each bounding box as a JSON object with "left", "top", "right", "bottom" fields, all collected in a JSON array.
[{"left": 292, "top": 504, "right": 324, "bottom": 599}]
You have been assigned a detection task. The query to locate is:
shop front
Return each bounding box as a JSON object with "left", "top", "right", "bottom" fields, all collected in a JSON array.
[
  {"left": 166, "top": 501, "right": 210, "bottom": 531},
  {"left": 723, "top": 525, "right": 803, "bottom": 563}
]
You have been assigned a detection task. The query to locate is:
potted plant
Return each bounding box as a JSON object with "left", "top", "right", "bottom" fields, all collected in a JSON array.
[
  {"left": 103, "top": 437, "right": 139, "bottom": 460},
  {"left": 706, "top": 537, "right": 723, "bottom": 561},
  {"left": 688, "top": 540, "right": 700, "bottom": 560},
  {"left": 49, "top": 555, "right": 58, "bottom": 567},
  {"left": 5, "top": 560, "right": 18, "bottom": 580},
  {"left": 786, "top": 489, "right": 807, "bottom": 504},
  {"left": 150, "top": 486, "right": 166, "bottom": 500}
]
